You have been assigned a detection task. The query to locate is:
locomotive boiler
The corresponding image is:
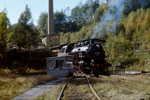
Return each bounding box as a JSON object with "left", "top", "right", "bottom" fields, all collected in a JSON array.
[{"left": 61, "top": 39, "right": 111, "bottom": 76}]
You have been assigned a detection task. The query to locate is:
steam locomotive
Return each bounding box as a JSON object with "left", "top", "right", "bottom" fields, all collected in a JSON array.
[{"left": 61, "top": 39, "right": 111, "bottom": 76}]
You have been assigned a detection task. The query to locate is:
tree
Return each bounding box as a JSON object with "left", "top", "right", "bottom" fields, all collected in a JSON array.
[
  {"left": 54, "top": 11, "right": 66, "bottom": 33},
  {"left": 86, "top": 7, "right": 94, "bottom": 23},
  {"left": 95, "top": 0, "right": 99, "bottom": 4},
  {"left": 0, "top": 11, "right": 8, "bottom": 57},
  {"left": 118, "top": 8, "right": 150, "bottom": 49},
  {"left": 13, "top": 5, "right": 39, "bottom": 50},
  {"left": 123, "top": 0, "right": 141, "bottom": 15},
  {"left": 94, "top": 3, "right": 107, "bottom": 22},
  {"left": 91, "top": 1, "right": 99, "bottom": 13},
  {"left": 86, "top": 0, "right": 93, "bottom": 5},
  {"left": 71, "top": 4, "right": 89, "bottom": 25},
  {"left": 54, "top": 11, "right": 66, "bottom": 24},
  {"left": 85, "top": 0, "right": 99, "bottom": 23},
  {"left": 104, "top": 34, "right": 133, "bottom": 67},
  {"left": 38, "top": 12, "right": 48, "bottom": 36},
  {"left": 71, "top": 6, "right": 83, "bottom": 23},
  {"left": 0, "top": 10, "right": 11, "bottom": 66}
]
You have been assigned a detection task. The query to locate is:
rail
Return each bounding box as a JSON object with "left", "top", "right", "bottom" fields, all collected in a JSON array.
[
  {"left": 57, "top": 76, "right": 73, "bottom": 100},
  {"left": 86, "top": 76, "right": 102, "bottom": 100},
  {"left": 57, "top": 75, "right": 102, "bottom": 100}
]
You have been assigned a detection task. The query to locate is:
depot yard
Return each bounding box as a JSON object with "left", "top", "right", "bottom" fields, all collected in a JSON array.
[
  {"left": 35, "top": 74, "right": 150, "bottom": 100},
  {"left": 1, "top": 68, "right": 150, "bottom": 100}
]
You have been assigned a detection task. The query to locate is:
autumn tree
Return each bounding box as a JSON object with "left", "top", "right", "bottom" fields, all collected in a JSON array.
[
  {"left": 0, "top": 11, "right": 7, "bottom": 57},
  {"left": 104, "top": 34, "right": 133, "bottom": 67},
  {"left": 94, "top": 3, "right": 107, "bottom": 22}
]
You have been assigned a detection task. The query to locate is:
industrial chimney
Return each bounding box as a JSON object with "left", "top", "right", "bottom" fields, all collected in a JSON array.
[{"left": 48, "top": 0, "right": 54, "bottom": 35}]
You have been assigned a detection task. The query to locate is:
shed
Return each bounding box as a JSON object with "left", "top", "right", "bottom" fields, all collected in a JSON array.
[{"left": 46, "top": 55, "right": 75, "bottom": 77}]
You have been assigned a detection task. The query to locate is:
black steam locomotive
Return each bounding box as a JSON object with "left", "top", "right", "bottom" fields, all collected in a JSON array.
[{"left": 61, "top": 39, "right": 111, "bottom": 76}]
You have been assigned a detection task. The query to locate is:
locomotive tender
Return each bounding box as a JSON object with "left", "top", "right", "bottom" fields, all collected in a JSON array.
[{"left": 61, "top": 39, "right": 111, "bottom": 76}]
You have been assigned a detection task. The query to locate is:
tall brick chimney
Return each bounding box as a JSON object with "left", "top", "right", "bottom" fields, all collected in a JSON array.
[{"left": 48, "top": 0, "right": 54, "bottom": 35}]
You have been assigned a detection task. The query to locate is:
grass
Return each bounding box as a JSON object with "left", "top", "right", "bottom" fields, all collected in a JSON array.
[
  {"left": 33, "top": 75, "right": 150, "bottom": 100},
  {"left": 0, "top": 68, "right": 57, "bottom": 100},
  {"left": 62, "top": 77, "right": 96, "bottom": 100},
  {"left": 34, "top": 77, "right": 96, "bottom": 100},
  {"left": 90, "top": 75, "right": 150, "bottom": 100},
  {"left": 127, "top": 64, "right": 150, "bottom": 72}
]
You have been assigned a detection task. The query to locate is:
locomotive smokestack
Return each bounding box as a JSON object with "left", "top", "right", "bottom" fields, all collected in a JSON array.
[{"left": 48, "top": 0, "right": 54, "bottom": 35}]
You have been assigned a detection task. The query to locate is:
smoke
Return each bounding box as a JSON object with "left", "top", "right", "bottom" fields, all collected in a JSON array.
[
  {"left": 92, "top": 0, "right": 125, "bottom": 39},
  {"left": 92, "top": 0, "right": 150, "bottom": 39}
]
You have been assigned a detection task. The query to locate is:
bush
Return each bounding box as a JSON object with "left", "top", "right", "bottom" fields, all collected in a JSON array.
[{"left": 104, "top": 34, "right": 133, "bottom": 68}]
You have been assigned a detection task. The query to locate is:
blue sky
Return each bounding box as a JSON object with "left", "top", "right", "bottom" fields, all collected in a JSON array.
[{"left": 0, "top": 0, "right": 86, "bottom": 25}]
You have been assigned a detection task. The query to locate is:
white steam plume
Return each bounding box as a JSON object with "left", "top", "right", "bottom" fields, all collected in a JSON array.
[
  {"left": 92, "top": 0, "right": 150, "bottom": 39},
  {"left": 92, "top": 0, "right": 125, "bottom": 39}
]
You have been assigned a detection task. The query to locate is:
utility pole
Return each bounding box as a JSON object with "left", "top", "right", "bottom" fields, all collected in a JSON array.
[{"left": 48, "top": 0, "right": 54, "bottom": 35}]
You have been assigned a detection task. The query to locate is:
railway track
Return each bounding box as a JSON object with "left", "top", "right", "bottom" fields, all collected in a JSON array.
[{"left": 57, "top": 75, "right": 102, "bottom": 100}]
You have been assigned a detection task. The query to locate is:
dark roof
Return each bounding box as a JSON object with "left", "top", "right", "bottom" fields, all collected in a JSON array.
[
  {"left": 76, "top": 38, "right": 106, "bottom": 43},
  {"left": 50, "top": 44, "right": 68, "bottom": 50}
]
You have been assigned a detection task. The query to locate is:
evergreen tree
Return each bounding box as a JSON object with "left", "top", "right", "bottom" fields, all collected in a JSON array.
[
  {"left": 123, "top": 0, "right": 141, "bottom": 15},
  {"left": 38, "top": 12, "right": 48, "bottom": 36},
  {"left": 13, "top": 5, "right": 39, "bottom": 50}
]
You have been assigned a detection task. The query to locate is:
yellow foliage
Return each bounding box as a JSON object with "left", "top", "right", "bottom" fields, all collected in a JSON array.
[{"left": 118, "top": 8, "right": 150, "bottom": 49}]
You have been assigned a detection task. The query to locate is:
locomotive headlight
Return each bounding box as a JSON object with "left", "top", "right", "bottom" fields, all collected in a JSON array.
[
  {"left": 96, "top": 45, "right": 100, "bottom": 47},
  {"left": 91, "top": 59, "right": 94, "bottom": 63}
]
